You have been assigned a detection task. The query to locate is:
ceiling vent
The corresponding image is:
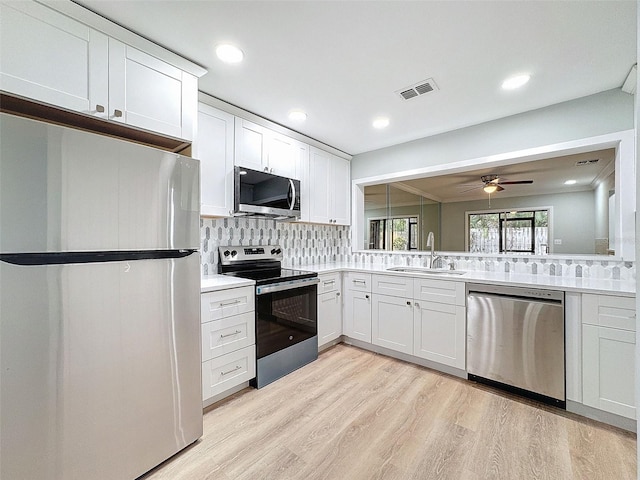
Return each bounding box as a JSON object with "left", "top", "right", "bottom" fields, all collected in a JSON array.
[
  {"left": 575, "top": 159, "right": 599, "bottom": 166},
  {"left": 396, "top": 78, "right": 438, "bottom": 100}
]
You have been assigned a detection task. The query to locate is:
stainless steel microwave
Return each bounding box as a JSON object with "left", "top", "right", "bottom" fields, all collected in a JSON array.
[{"left": 233, "top": 166, "right": 301, "bottom": 220}]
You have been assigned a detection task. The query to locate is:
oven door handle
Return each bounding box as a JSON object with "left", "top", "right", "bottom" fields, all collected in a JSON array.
[{"left": 256, "top": 278, "right": 320, "bottom": 295}]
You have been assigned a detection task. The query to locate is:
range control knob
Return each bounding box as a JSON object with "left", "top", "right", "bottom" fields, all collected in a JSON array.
[
  {"left": 271, "top": 248, "right": 277, "bottom": 255},
  {"left": 223, "top": 250, "right": 230, "bottom": 257},
  {"left": 231, "top": 250, "right": 238, "bottom": 257},
  {"left": 275, "top": 248, "right": 282, "bottom": 254}
]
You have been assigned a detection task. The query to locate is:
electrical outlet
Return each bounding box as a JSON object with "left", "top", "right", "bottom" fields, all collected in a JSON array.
[{"left": 554, "top": 239, "right": 562, "bottom": 245}]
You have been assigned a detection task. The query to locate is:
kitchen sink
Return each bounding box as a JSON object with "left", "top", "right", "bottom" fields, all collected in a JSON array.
[{"left": 386, "top": 267, "right": 466, "bottom": 275}]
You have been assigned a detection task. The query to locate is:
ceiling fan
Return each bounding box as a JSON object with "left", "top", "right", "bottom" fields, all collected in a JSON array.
[{"left": 460, "top": 174, "right": 534, "bottom": 194}]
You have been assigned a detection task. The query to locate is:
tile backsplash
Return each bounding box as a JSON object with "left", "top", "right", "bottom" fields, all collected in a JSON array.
[
  {"left": 200, "top": 217, "right": 351, "bottom": 275},
  {"left": 201, "top": 218, "right": 635, "bottom": 281}
]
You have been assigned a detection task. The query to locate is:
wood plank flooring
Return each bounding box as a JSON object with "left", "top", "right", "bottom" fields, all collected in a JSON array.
[{"left": 141, "top": 344, "right": 636, "bottom": 480}]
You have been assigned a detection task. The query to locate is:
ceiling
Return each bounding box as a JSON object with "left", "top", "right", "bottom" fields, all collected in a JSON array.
[
  {"left": 365, "top": 148, "right": 616, "bottom": 207},
  {"left": 74, "top": 1, "right": 636, "bottom": 156}
]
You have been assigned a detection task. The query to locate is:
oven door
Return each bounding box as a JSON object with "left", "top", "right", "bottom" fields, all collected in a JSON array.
[{"left": 255, "top": 280, "right": 318, "bottom": 359}]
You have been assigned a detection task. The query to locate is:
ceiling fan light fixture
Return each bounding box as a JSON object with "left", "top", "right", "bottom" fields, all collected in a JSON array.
[
  {"left": 483, "top": 184, "right": 498, "bottom": 194},
  {"left": 501, "top": 74, "right": 530, "bottom": 90},
  {"left": 216, "top": 43, "right": 244, "bottom": 64}
]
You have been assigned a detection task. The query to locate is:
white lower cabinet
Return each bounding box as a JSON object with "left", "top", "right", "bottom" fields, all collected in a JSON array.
[
  {"left": 371, "top": 294, "right": 413, "bottom": 355},
  {"left": 201, "top": 285, "right": 256, "bottom": 405},
  {"left": 202, "top": 346, "right": 256, "bottom": 400},
  {"left": 582, "top": 294, "right": 636, "bottom": 419},
  {"left": 318, "top": 272, "right": 342, "bottom": 348},
  {"left": 343, "top": 273, "right": 372, "bottom": 343},
  {"left": 413, "top": 300, "right": 466, "bottom": 369}
]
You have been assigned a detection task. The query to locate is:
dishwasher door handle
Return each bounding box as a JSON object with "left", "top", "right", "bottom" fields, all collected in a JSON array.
[{"left": 467, "top": 291, "right": 563, "bottom": 307}]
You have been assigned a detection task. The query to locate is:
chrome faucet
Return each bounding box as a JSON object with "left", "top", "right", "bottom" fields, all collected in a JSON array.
[{"left": 426, "top": 231, "right": 440, "bottom": 268}]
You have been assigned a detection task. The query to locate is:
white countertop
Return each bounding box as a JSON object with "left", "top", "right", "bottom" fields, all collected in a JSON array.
[
  {"left": 300, "top": 262, "right": 635, "bottom": 296},
  {"left": 201, "top": 274, "right": 255, "bottom": 293}
]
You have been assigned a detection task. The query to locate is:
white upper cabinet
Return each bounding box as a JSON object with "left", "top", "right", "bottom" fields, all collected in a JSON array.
[
  {"left": 0, "top": 1, "right": 197, "bottom": 140},
  {"left": 0, "top": 2, "right": 102, "bottom": 113},
  {"left": 194, "top": 103, "right": 235, "bottom": 217},
  {"left": 304, "top": 146, "right": 350, "bottom": 225},
  {"left": 234, "top": 118, "right": 304, "bottom": 179},
  {"left": 108, "top": 39, "right": 197, "bottom": 140}
]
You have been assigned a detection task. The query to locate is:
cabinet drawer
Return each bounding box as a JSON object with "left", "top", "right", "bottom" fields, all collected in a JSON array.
[
  {"left": 318, "top": 272, "right": 342, "bottom": 294},
  {"left": 414, "top": 278, "right": 465, "bottom": 306},
  {"left": 201, "top": 312, "right": 255, "bottom": 362},
  {"left": 372, "top": 274, "right": 413, "bottom": 298},
  {"left": 202, "top": 345, "right": 256, "bottom": 400},
  {"left": 582, "top": 294, "right": 636, "bottom": 331},
  {"left": 344, "top": 272, "right": 371, "bottom": 292},
  {"left": 201, "top": 286, "right": 255, "bottom": 323}
]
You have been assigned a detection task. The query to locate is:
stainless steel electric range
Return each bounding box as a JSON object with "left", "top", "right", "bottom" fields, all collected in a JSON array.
[{"left": 218, "top": 245, "right": 319, "bottom": 388}]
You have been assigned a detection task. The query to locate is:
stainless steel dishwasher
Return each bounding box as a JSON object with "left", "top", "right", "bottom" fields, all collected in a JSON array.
[{"left": 466, "top": 283, "right": 565, "bottom": 407}]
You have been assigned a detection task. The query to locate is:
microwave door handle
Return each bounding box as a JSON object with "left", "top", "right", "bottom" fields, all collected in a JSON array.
[{"left": 288, "top": 179, "right": 296, "bottom": 211}]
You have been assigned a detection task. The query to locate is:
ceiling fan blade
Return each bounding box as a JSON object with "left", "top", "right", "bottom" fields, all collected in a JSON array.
[
  {"left": 498, "top": 180, "right": 533, "bottom": 185},
  {"left": 496, "top": 185, "right": 505, "bottom": 192},
  {"left": 458, "top": 185, "right": 483, "bottom": 194}
]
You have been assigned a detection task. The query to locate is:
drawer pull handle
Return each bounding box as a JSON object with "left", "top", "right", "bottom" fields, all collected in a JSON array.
[
  {"left": 353, "top": 279, "right": 366, "bottom": 284},
  {"left": 220, "top": 330, "right": 242, "bottom": 338},
  {"left": 323, "top": 280, "right": 335, "bottom": 285},
  {"left": 221, "top": 365, "right": 242, "bottom": 376},
  {"left": 220, "top": 299, "right": 241, "bottom": 307}
]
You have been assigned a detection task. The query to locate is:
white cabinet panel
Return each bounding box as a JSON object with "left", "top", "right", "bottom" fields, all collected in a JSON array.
[
  {"left": 0, "top": 2, "right": 106, "bottom": 114},
  {"left": 343, "top": 290, "right": 371, "bottom": 343},
  {"left": 372, "top": 274, "right": 413, "bottom": 298},
  {"left": 202, "top": 346, "right": 256, "bottom": 400},
  {"left": 234, "top": 118, "right": 303, "bottom": 178},
  {"left": 413, "top": 301, "right": 466, "bottom": 369},
  {"left": 195, "top": 104, "right": 235, "bottom": 217},
  {"left": 343, "top": 272, "right": 371, "bottom": 292},
  {"left": 372, "top": 294, "right": 413, "bottom": 355},
  {"left": 305, "top": 147, "right": 350, "bottom": 225},
  {"left": 583, "top": 324, "right": 635, "bottom": 419},
  {"left": 581, "top": 293, "right": 636, "bottom": 419},
  {"left": 318, "top": 272, "right": 341, "bottom": 295},
  {"left": 0, "top": 1, "right": 196, "bottom": 140},
  {"left": 200, "top": 286, "right": 255, "bottom": 323},
  {"left": 318, "top": 290, "right": 342, "bottom": 348},
  {"left": 201, "top": 312, "right": 255, "bottom": 362},
  {"left": 413, "top": 278, "right": 465, "bottom": 306}
]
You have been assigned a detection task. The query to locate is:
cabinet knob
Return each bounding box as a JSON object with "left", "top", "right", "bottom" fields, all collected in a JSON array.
[
  {"left": 415, "top": 302, "right": 420, "bottom": 308},
  {"left": 264, "top": 167, "right": 269, "bottom": 172},
  {"left": 336, "top": 292, "right": 340, "bottom": 296},
  {"left": 406, "top": 301, "right": 411, "bottom": 306},
  {"left": 365, "top": 295, "right": 369, "bottom": 299},
  {"left": 113, "top": 109, "right": 123, "bottom": 118},
  {"left": 95, "top": 104, "right": 105, "bottom": 113}
]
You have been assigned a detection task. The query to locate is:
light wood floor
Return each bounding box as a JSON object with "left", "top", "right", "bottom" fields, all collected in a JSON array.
[{"left": 142, "top": 344, "right": 636, "bottom": 480}]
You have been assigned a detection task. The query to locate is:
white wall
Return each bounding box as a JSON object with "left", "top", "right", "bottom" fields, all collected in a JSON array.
[{"left": 351, "top": 89, "right": 633, "bottom": 180}]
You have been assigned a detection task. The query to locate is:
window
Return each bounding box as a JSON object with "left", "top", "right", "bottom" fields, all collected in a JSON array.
[
  {"left": 368, "top": 216, "right": 419, "bottom": 251},
  {"left": 468, "top": 209, "right": 549, "bottom": 254}
]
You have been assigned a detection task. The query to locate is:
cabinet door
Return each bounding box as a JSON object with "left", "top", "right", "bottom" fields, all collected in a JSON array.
[
  {"left": 331, "top": 154, "right": 351, "bottom": 225},
  {"left": 109, "top": 40, "right": 191, "bottom": 139},
  {"left": 343, "top": 290, "right": 371, "bottom": 343},
  {"left": 413, "top": 301, "right": 466, "bottom": 369},
  {"left": 372, "top": 294, "right": 413, "bottom": 355},
  {"left": 234, "top": 118, "right": 268, "bottom": 172},
  {"left": 0, "top": 2, "right": 108, "bottom": 115},
  {"left": 268, "top": 131, "right": 301, "bottom": 179},
  {"left": 307, "top": 147, "right": 331, "bottom": 223},
  {"left": 318, "top": 291, "right": 342, "bottom": 348},
  {"left": 583, "top": 324, "right": 636, "bottom": 419},
  {"left": 195, "top": 104, "right": 235, "bottom": 217}
]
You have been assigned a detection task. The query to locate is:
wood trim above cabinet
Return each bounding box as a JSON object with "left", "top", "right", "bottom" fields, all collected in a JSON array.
[{"left": 0, "top": 93, "right": 191, "bottom": 153}]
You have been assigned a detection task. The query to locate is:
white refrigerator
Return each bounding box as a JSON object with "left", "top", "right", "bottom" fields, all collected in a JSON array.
[{"left": 0, "top": 113, "right": 203, "bottom": 479}]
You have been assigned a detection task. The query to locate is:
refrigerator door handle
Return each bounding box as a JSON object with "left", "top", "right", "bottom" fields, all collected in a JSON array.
[{"left": 0, "top": 249, "right": 198, "bottom": 266}]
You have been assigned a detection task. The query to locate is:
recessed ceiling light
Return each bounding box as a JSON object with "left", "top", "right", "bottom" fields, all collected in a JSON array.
[
  {"left": 288, "top": 110, "right": 307, "bottom": 121},
  {"left": 216, "top": 44, "right": 244, "bottom": 64},
  {"left": 372, "top": 117, "right": 390, "bottom": 129},
  {"left": 501, "top": 74, "right": 530, "bottom": 90},
  {"left": 564, "top": 179, "right": 577, "bottom": 185}
]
